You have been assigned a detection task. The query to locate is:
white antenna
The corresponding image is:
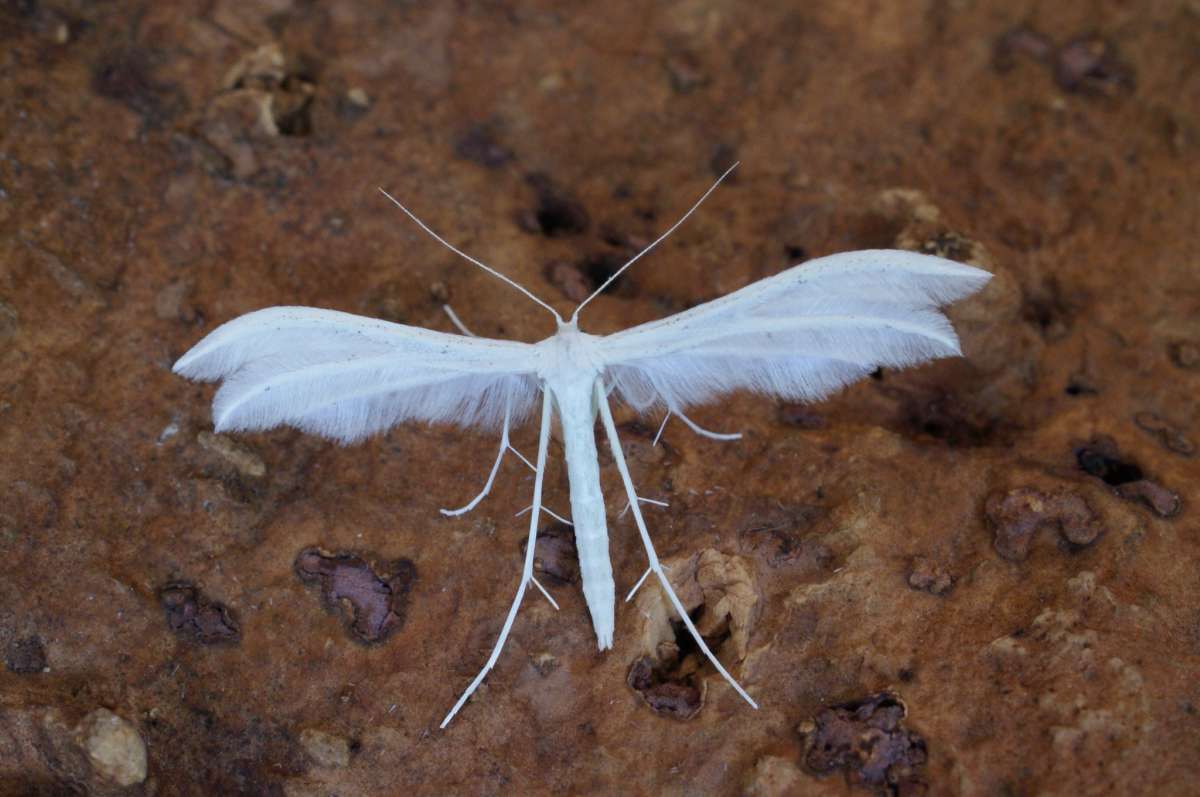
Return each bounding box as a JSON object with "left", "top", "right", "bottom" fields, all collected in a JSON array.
[
  {"left": 379, "top": 188, "right": 563, "bottom": 323},
  {"left": 570, "top": 162, "right": 739, "bottom": 322}
]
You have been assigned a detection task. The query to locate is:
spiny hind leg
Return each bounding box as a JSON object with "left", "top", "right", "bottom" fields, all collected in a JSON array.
[
  {"left": 441, "top": 393, "right": 554, "bottom": 728},
  {"left": 596, "top": 383, "right": 758, "bottom": 710}
]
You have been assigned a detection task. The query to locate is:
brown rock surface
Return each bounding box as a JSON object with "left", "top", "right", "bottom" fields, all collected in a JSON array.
[{"left": 1, "top": 2, "right": 1197, "bottom": 795}]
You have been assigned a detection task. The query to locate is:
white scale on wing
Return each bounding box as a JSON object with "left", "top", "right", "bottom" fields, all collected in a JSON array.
[{"left": 173, "top": 163, "right": 991, "bottom": 728}]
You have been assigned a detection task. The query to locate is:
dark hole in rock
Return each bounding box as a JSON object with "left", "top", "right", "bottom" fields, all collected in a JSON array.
[
  {"left": 1065, "top": 377, "right": 1098, "bottom": 397},
  {"left": 294, "top": 547, "right": 416, "bottom": 643},
  {"left": 627, "top": 655, "right": 702, "bottom": 721},
  {"left": 519, "top": 174, "right": 589, "bottom": 237},
  {"left": 870, "top": 367, "right": 885, "bottom": 381},
  {"left": 159, "top": 582, "right": 241, "bottom": 644},
  {"left": 985, "top": 486, "right": 1104, "bottom": 561},
  {"left": 784, "top": 244, "right": 808, "bottom": 262},
  {"left": 799, "top": 691, "right": 928, "bottom": 795},
  {"left": 519, "top": 522, "right": 579, "bottom": 585},
  {"left": 628, "top": 601, "right": 735, "bottom": 720},
  {"left": 581, "top": 251, "right": 632, "bottom": 295},
  {"left": 628, "top": 604, "right": 725, "bottom": 721},
  {"left": 1076, "top": 446, "right": 1142, "bottom": 485},
  {"left": 4, "top": 635, "right": 47, "bottom": 674},
  {"left": 454, "top": 124, "right": 513, "bottom": 169}
]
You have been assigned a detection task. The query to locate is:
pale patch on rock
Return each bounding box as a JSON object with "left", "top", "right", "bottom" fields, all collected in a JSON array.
[
  {"left": 299, "top": 728, "right": 351, "bottom": 769},
  {"left": 743, "top": 755, "right": 803, "bottom": 796},
  {"left": 78, "top": 708, "right": 147, "bottom": 787},
  {"left": 198, "top": 431, "right": 266, "bottom": 477}
]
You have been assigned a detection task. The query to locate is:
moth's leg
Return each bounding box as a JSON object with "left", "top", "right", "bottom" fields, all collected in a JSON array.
[
  {"left": 596, "top": 383, "right": 759, "bottom": 710},
  {"left": 652, "top": 412, "right": 672, "bottom": 446},
  {"left": 624, "top": 559, "right": 671, "bottom": 602},
  {"left": 442, "top": 304, "right": 475, "bottom": 336},
  {"left": 671, "top": 406, "right": 742, "bottom": 442},
  {"left": 618, "top": 496, "right": 668, "bottom": 519},
  {"left": 440, "top": 401, "right": 531, "bottom": 517},
  {"left": 441, "top": 392, "right": 554, "bottom": 729},
  {"left": 515, "top": 504, "right": 572, "bottom": 526}
]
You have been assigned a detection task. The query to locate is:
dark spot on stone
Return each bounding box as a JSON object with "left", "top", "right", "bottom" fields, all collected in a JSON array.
[
  {"left": 739, "top": 503, "right": 831, "bottom": 569},
  {"left": 901, "top": 391, "right": 994, "bottom": 447},
  {"left": 710, "top": 143, "right": 739, "bottom": 180},
  {"left": 627, "top": 655, "right": 702, "bottom": 720},
  {"left": 898, "top": 668, "right": 915, "bottom": 683},
  {"left": 580, "top": 251, "right": 632, "bottom": 296},
  {"left": 664, "top": 52, "right": 708, "bottom": 93},
  {"left": 784, "top": 244, "right": 809, "bottom": 262},
  {"left": 545, "top": 251, "right": 634, "bottom": 302},
  {"left": 1074, "top": 436, "right": 1180, "bottom": 517},
  {"left": 599, "top": 225, "right": 650, "bottom": 253},
  {"left": 870, "top": 367, "right": 885, "bottom": 381},
  {"left": 520, "top": 522, "right": 579, "bottom": 585},
  {"left": 1021, "top": 278, "right": 1073, "bottom": 341},
  {"left": 273, "top": 75, "right": 315, "bottom": 137},
  {"left": 159, "top": 581, "right": 241, "bottom": 644},
  {"left": 1065, "top": 376, "right": 1098, "bottom": 397},
  {"left": 92, "top": 49, "right": 180, "bottom": 123},
  {"left": 993, "top": 26, "right": 1054, "bottom": 72},
  {"left": 1134, "top": 411, "right": 1195, "bottom": 457},
  {"left": 5, "top": 635, "right": 47, "bottom": 674},
  {"left": 1075, "top": 441, "right": 1142, "bottom": 485},
  {"left": 294, "top": 547, "right": 416, "bottom": 643},
  {"left": 985, "top": 486, "right": 1104, "bottom": 561},
  {"left": 454, "top": 124, "right": 513, "bottom": 169},
  {"left": 778, "top": 404, "right": 827, "bottom": 429},
  {"left": 1054, "top": 36, "right": 1135, "bottom": 96},
  {"left": 1168, "top": 340, "right": 1200, "bottom": 370},
  {"left": 518, "top": 174, "right": 589, "bottom": 237},
  {"left": 907, "top": 556, "right": 953, "bottom": 596},
  {"left": 799, "top": 691, "right": 928, "bottom": 795}
]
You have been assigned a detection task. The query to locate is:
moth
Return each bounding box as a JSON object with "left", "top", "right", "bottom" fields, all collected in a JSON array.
[{"left": 173, "top": 165, "right": 990, "bottom": 727}]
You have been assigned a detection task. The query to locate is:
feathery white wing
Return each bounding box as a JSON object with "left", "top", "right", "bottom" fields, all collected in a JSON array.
[
  {"left": 597, "top": 249, "right": 991, "bottom": 413},
  {"left": 173, "top": 306, "right": 539, "bottom": 443}
]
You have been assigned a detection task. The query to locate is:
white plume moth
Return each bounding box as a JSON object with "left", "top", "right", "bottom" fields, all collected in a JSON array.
[{"left": 173, "top": 164, "right": 990, "bottom": 727}]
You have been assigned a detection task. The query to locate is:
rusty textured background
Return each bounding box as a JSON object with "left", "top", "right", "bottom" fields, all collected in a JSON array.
[{"left": 2, "top": 1, "right": 1199, "bottom": 795}]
